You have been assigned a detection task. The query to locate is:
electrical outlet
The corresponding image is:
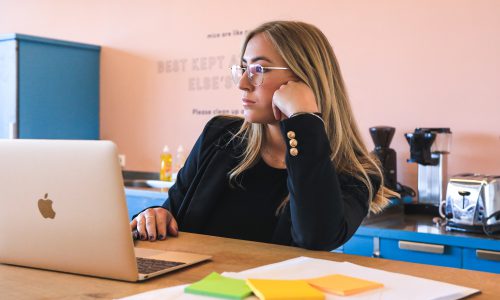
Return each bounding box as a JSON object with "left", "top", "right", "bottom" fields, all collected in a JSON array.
[{"left": 118, "top": 154, "right": 126, "bottom": 168}]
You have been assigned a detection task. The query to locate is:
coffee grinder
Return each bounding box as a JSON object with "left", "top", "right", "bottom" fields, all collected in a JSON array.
[
  {"left": 404, "top": 128, "right": 452, "bottom": 215},
  {"left": 370, "top": 126, "right": 397, "bottom": 191}
]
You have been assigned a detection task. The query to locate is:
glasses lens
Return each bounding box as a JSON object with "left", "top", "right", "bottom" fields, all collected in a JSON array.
[
  {"left": 230, "top": 64, "right": 265, "bottom": 86},
  {"left": 231, "top": 65, "right": 243, "bottom": 85},
  {"left": 248, "top": 64, "right": 264, "bottom": 86}
]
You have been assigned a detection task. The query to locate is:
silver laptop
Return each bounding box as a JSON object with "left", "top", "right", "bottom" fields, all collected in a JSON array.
[{"left": 0, "top": 139, "right": 211, "bottom": 281}]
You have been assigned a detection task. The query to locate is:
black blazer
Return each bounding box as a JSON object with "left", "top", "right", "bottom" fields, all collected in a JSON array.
[{"left": 164, "top": 114, "right": 379, "bottom": 251}]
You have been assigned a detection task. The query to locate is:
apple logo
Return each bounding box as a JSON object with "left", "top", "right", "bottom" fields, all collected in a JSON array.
[{"left": 38, "top": 193, "right": 56, "bottom": 219}]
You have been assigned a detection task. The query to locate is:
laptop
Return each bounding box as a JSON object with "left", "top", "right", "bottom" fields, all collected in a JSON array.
[{"left": 0, "top": 139, "right": 211, "bottom": 281}]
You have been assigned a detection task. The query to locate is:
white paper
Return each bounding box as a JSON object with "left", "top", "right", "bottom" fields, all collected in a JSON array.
[
  {"left": 119, "top": 256, "right": 479, "bottom": 300},
  {"left": 223, "top": 257, "right": 479, "bottom": 300},
  {"left": 118, "top": 284, "right": 206, "bottom": 300}
]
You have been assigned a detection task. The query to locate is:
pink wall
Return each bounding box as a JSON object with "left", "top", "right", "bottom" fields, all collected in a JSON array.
[{"left": 2, "top": 0, "right": 499, "bottom": 191}]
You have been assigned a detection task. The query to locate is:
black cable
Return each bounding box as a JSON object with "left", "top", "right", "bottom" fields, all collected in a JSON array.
[
  {"left": 396, "top": 182, "right": 416, "bottom": 198},
  {"left": 482, "top": 211, "right": 500, "bottom": 239}
]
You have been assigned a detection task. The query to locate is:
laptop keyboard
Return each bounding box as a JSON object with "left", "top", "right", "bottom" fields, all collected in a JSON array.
[{"left": 136, "top": 257, "right": 185, "bottom": 274}]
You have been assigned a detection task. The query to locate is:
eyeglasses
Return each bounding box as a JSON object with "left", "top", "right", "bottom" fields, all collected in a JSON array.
[{"left": 230, "top": 64, "right": 290, "bottom": 86}]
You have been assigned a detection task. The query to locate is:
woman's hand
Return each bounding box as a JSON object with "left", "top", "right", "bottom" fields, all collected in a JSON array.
[
  {"left": 272, "top": 81, "right": 319, "bottom": 121},
  {"left": 130, "top": 207, "right": 178, "bottom": 241}
]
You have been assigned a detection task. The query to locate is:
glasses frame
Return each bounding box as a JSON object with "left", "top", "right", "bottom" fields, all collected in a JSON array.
[{"left": 230, "top": 64, "right": 290, "bottom": 86}]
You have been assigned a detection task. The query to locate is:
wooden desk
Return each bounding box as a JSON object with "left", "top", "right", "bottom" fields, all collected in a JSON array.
[{"left": 1, "top": 232, "right": 499, "bottom": 299}]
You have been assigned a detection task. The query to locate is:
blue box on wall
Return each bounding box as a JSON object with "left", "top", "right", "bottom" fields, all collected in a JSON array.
[{"left": 0, "top": 34, "right": 100, "bottom": 139}]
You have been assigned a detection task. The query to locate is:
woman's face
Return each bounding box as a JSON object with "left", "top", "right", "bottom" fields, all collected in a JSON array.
[{"left": 238, "top": 33, "right": 296, "bottom": 124}]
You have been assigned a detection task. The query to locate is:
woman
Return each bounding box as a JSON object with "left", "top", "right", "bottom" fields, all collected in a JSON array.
[{"left": 131, "top": 20, "right": 397, "bottom": 250}]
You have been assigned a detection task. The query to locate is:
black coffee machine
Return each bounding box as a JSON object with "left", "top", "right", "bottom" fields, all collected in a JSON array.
[
  {"left": 404, "top": 128, "right": 452, "bottom": 215},
  {"left": 369, "top": 126, "right": 397, "bottom": 191}
]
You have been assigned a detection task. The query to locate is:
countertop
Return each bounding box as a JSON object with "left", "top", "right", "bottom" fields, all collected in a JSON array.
[{"left": 359, "top": 209, "right": 500, "bottom": 249}]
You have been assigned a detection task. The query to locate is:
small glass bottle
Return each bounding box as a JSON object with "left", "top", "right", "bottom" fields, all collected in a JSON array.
[
  {"left": 174, "top": 145, "right": 185, "bottom": 174},
  {"left": 160, "top": 145, "right": 172, "bottom": 181}
]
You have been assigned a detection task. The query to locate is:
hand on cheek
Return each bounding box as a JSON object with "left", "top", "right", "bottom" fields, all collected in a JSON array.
[
  {"left": 272, "top": 102, "right": 284, "bottom": 121},
  {"left": 272, "top": 81, "right": 319, "bottom": 119}
]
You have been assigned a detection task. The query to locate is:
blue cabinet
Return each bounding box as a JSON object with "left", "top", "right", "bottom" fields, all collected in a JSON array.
[
  {"left": 342, "top": 235, "right": 374, "bottom": 257},
  {"left": 462, "top": 248, "right": 500, "bottom": 273},
  {"left": 342, "top": 217, "right": 500, "bottom": 273},
  {"left": 380, "top": 238, "right": 462, "bottom": 268},
  {"left": 125, "top": 189, "right": 168, "bottom": 220},
  {"left": 0, "top": 34, "right": 100, "bottom": 139}
]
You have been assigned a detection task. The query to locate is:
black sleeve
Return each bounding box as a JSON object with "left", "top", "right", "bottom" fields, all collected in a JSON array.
[{"left": 280, "top": 113, "right": 376, "bottom": 251}]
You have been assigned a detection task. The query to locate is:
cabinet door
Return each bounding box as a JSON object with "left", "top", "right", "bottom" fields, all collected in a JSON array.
[
  {"left": 343, "top": 235, "right": 374, "bottom": 257},
  {"left": 380, "top": 238, "right": 462, "bottom": 268},
  {"left": 17, "top": 37, "right": 99, "bottom": 139},
  {"left": 125, "top": 189, "right": 168, "bottom": 220},
  {"left": 462, "top": 248, "right": 500, "bottom": 273}
]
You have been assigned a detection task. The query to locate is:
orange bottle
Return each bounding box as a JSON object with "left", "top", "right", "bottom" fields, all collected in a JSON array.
[{"left": 160, "top": 145, "right": 172, "bottom": 181}]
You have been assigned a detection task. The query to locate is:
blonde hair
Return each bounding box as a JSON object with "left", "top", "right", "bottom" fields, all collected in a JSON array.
[{"left": 229, "top": 21, "right": 398, "bottom": 214}]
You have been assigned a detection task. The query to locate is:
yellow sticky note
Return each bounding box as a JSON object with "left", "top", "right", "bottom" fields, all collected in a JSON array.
[
  {"left": 307, "top": 274, "right": 383, "bottom": 296},
  {"left": 246, "top": 278, "right": 324, "bottom": 300}
]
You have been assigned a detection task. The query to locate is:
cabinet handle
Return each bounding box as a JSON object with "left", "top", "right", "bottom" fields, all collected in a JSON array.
[
  {"left": 398, "top": 241, "right": 445, "bottom": 254},
  {"left": 372, "top": 237, "right": 380, "bottom": 258},
  {"left": 476, "top": 249, "right": 500, "bottom": 261},
  {"left": 9, "top": 122, "right": 17, "bottom": 139}
]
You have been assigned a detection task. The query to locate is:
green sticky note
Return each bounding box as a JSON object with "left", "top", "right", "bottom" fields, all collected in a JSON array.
[{"left": 184, "top": 272, "right": 253, "bottom": 299}]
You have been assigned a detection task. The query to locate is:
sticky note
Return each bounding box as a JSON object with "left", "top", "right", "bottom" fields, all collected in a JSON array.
[
  {"left": 246, "top": 278, "right": 324, "bottom": 300},
  {"left": 306, "top": 274, "right": 384, "bottom": 296},
  {"left": 184, "top": 272, "right": 253, "bottom": 299}
]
